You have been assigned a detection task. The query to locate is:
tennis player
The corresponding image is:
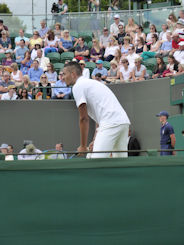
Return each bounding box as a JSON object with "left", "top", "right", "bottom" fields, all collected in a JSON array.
[{"left": 63, "top": 61, "right": 130, "bottom": 158}]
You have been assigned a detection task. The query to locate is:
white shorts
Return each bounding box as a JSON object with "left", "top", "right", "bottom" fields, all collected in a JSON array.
[{"left": 89, "top": 124, "right": 129, "bottom": 158}]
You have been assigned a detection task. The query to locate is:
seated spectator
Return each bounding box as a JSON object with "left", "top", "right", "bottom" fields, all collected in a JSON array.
[
  {"left": 107, "top": 60, "right": 119, "bottom": 82},
  {"left": 152, "top": 56, "right": 166, "bottom": 79},
  {"left": 45, "top": 63, "right": 57, "bottom": 84},
  {"left": 99, "top": 27, "right": 111, "bottom": 50},
  {"left": 15, "top": 39, "right": 29, "bottom": 63},
  {"left": 104, "top": 36, "right": 119, "bottom": 62},
  {"left": 52, "top": 71, "right": 71, "bottom": 99},
  {"left": 14, "top": 29, "right": 29, "bottom": 50},
  {"left": 167, "top": 13, "right": 177, "bottom": 32},
  {"left": 28, "top": 59, "right": 43, "bottom": 85},
  {"left": 117, "top": 24, "right": 126, "bottom": 46},
  {"left": 7, "top": 145, "right": 16, "bottom": 160},
  {"left": 54, "top": 22, "right": 63, "bottom": 40},
  {"left": 159, "top": 24, "right": 169, "bottom": 42},
  {"left": 119, "top": 58, "right": 132, "bottom": 82},
  {"left": 79, "top": 60, "right": 90, "bottom": 78},
  {"left": 2, "top": 50, "right": 14, "bottom": 71},
  {"left": 95, "top": 73, "right": 106, "bottom": 84},
  {"left": 20, "top": 51, "right": 33, "bottom": 75},
  {"left": 156, "top": 32, "right": 172, "bottom": 57},
  {"left": 171, "top": 32, "right": 184, "bottom": 55},
  {"left": 31, "top": 44, "right": 43, "bottom": 61},
  {"left": 1, "top": 84, "right": 17, "bottom": 100},
  {"left": 126, "top": 45, "right": 139, "bottom": 69},
  {"left": 174, "top": 63, "right": 184, "bottom": 76},
  {"left": 18, "top": 75, "right": 34, "bottom": 98},
  {"left": 74, "top": 37, "right": 89, "bottom": 61},
  {"left": 146, "top": 24, "right": 158, "bottom": 44},
  {"left": 0, "top": 71, "right": 14, "bottom": 96},
  {"left": 112, "top": 48, "right": 122, "bottom": 67},
  {"left": 29, "top": 31, "right": 43, "bottom": 50},
  {"left": 39, "top": 19, "right": 49, "bottom": 39},
  {"left": 173, "top": 41, "right": 184, "bottom": 63},
  {"left": 90, "top": 38, "right": 103, "bottom": 62},
  {"left": 135, "top": 37, "right": 147, "bottom": 54},
  {"left": 125, "top": 18, "right": 138, "bottom": 38},
  {"left": 0, "top": 65, "right": 5, "bottom": 81},
  {"left": 173, "top": 19, "right": 184, "bottom": 37},
  {"left": 0, "top": 19, "right": 8, "bottom": 38},
  {"left": 141, "top": 34, "right": 161, "bottom": 60},
  {"left": 10, "top": 63, "right": 23, "bottom": 87},
  {"left": 18, "top": 144, "right": 43, "bottom": 160},
  {"left": 131, "top": 57, "right": 147, "bottom": 81},
  {"left": 134, "top": 25, "right": 146, "bottom": 46},
  {"left": 35, "top": 49, "right": 50, "bottom": 72},
  {"left": 0, "top": 143, "right": 12, "bottom": 161},
  {"left": 0, "top": 31, "right": 11, "bottom": 53},
  {"left": 162, "top": 55, "right": 178, "bottom": 77},
  {"left": 44, "top": 30, "right": 58, "bottom": 55},
  {"left": 59, "top": 29, "right": 78, "bottom": 53},
  {"left": 37, "top": 74, "right": 51, "bottom": 99},
  {"left": 17, "top": 88, "right": 31, "bottom": 100},
  {"left": 121, "top": 36, "right": 131, "bottom": 58},
  {"left": 110, "top": 14, "right": 124, "bottom": 37},
  {"left": 91, "top": 60, "right": 108, "bottom": 80},
  {"left": 49, "top": 143, "right": 67, "bottom": 159}
]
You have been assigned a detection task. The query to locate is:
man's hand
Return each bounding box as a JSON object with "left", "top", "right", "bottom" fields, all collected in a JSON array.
[
  {"left": 88, "top": 141, "right": 94, "bottom": 152},
  {"left": 77, "top": 145, "right": 88, "bottom": 156}
]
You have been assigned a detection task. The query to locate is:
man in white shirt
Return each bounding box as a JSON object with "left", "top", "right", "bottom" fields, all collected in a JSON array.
[
  {"left": 63, "top": 62, "right": 130, "bottom": 158},
  {"left": 36, "top": 49, "right": 50, "bottom": 72},
  {"left": 99, "top": 27, "right": 111, "bottom": 49},
  {"left": 110, "top": 14, "right": 124, "bottom": 37},
  {"left": 173, "top": 41, "right": 184, "bottom": 63},
  {"left": 18, "top": 144, "right": 43, "bottom": 160},
  {"left": 1, "top": 85, "right": 17, "bottom": 100},
  {"left": 79, "top": 60, "right": 90, "bottom": 78},
  {"left": 126, "top": 45, "right": 139, "bottom": 69}
]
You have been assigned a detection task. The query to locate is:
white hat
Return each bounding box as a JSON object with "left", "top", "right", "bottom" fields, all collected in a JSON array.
[
  {"left": 0, "top": 143, "right": 8, "bottom": 149},
  {"left": 178, "top": 41, "right": 184, "bottom": 46},
  {"left": 114, "top": 14, "right": 120, "bottom": 19}
]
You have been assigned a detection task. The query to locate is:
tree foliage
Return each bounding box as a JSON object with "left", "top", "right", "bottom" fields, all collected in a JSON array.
[{"left": 0, "top": 3, "right": 11, "bottom": 13}]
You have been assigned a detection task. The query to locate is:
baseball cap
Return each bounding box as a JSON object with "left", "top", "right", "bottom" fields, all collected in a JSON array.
[
  {"left": 96, "top": 60, "right": 103, "bottom": 64},
  {"left": 5, "top": 49, "right": 12, "bottom": 54},
  {"left": 178, "top": 41, "right": 184, "bottom": 46},
  {"left": 114, "top": 14, "right": 120, "bottom": 19},
  {"left": 156, "top": 111, "right": 169, "bottom": 118},
  {"left": 0, "top": 143, "right": 8, "bottom": 149}
]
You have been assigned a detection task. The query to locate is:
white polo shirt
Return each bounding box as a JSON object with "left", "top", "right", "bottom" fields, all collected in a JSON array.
[{"left": 73, "top": 76, "right": 130, "bottom": 128}]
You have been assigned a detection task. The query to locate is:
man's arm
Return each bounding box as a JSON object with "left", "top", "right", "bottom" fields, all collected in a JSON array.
[
  {"left": 170, "top": 133, "right": 176, "bottom": 148},
  {"left": 77, "top": 103, "right": 89, "bottom": 153}
]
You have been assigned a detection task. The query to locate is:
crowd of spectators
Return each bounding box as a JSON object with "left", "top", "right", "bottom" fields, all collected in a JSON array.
[{"left": 0, "top": 10, "right": 184, "bottom": 100}]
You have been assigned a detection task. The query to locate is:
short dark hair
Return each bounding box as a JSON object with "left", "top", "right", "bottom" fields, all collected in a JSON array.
[
  {"left": 20, "top": 39, "right": 25, "bottom": 43},
  {"left": 78, "top": 37, "right": 85, "bottom": 42},
  {"left": 64, "top": 61, "right": 82, "bottom": 76}
]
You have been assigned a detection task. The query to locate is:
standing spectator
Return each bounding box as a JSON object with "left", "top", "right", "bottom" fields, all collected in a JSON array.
[
  {"left": 74, "top": 37, "right": 89, "bottom": 61},
  {"left": 10, "top": 63, "right": 23, "bottom": 87},
  {"left": 14, "top": 29, "right": 29, "bottom": 50},
  {"left": 18, "top": 75, "right": 34, "bottom": 98},
  {"left": 110, "top": 14, "right": 124, "bottom": 37},
  {"left": 173, "top": 41, "right": 184, "bottom": 63},
  {"left": 108, "top": 0, "right": 119, "bottom": 11},
  {"left": 53, "top": 70, "right": 71, "bottom": 99},
  {"left": 18, "top": 144, "right": 43, "bottom": 160},
  {"left": 88, "top": 0, "right": 100, "bottom": 12},
  {"left": 167, "top": 13, "right": 177, "bottom": 32},
  {"left": 119, "top": 58, "right": 132, "bottom": 82},
  {"left": 59, "top": 30, "right": 78, "bottom": 53},
  {"left": 55, "top": 0, "right": 68, "bottom": 27},
  {"left": 20, "top": 51, "right": 33, "bottom": 75},
  {"left": 141, "top": 34, "right": 161, "bottom": 60},
  {"left": 45, "top": 63, "right": 57, "bottom": 84},
  {"left": 133, "top": 25, "right": 146, "bottom": 45},
  {"left": 36, "top": 49, "right": 50, "bottom": 72},
  {"left": 159, "top": 24, "right": 169, "bottom": 42},
  {"left": 156, "top": 111, "right": 176, "bottom": 156},
  {"left": 156, "top": 32, "right": 172, "bottom": 57},
  {"left": 1, "top": 85, "right": 17, "bottom": 100},
  {"left": 131, "top": 57, "right": 147, "bottom": 81},
  {"left": 38, "top": 74, "right": 52, "bottom": 99},
  {"left": 121, "top": 36, "right": 131, "bottom": 58},
  {"left": 152, "top": 56, "right": 166, "bottom": 79},
  {"left": 39, "top": 20, "right": 49, "bottom": 39},
  {"left": 135, "top": 37, "right": 147, "bottom": 55},
  {"left": 126, "top": 45, "right": 139, "bottom": 69},
  {"left": 146, "top": 24, "right": 158, "bottom": 43},
  {"left": 79, "top": 60, "right": 90, "bottom": 79},
  {"left": 99, "top": 27, "right": 111, "bottom": 50},
  {"left": 0, "top": 20, "right": 8, "bottom": 38},
  {"left": 0, "top": 31, "right": 11, "bottom": 53},
  {"left": 0, "top": 71, "right": 14, "bottom": 96},
  {"left": 90, "top": 38, "right": 103, "bottom": 62},
  {"left": 104, "top": 36, "right": 119, "bottom": 62},
  {"left": 125, "top": 18, "right": 138, "bottom": 37},
  {"left": 91, "top": 60, "right": 108, "bottom": 80},
  {"left": 28, "top": 59, "right": 43, "bottom": 84},
  {"left": 15, "top": 39, "right": 29, "bottom": 63},
  {"left": 117, "top": 24, "right": 126, "bottom": 46},
  {"left": 44, "top": 30, "right": 58, "bottom": 55},
  {"left": 29, "top": 31, "right": 43, "bottom": 50}
]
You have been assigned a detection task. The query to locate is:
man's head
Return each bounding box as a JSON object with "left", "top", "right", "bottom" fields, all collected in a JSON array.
[
  {"left": 58, "top": 0, "right": 63, "bottom": 4},
  {"left": 96, "top": 59, "right": 103, "bottom": 69},
  {"left": 114, "top": 14, "right": 120, "bottom": 25},
  {"left": 33, "top": 59, "right": 39, "bottom": 69},
  {"left": 177, "top": 19, "right": 184, "bottom": 29},
  {"left": 128, "top": 45, "right": 135, "bottom": 54},
  {"left": 20, "top": 39, "right": 25, "bottom": 48},
  {"left": 178, "top": 41, "right": 184, "bottom": 51},
  {"left": 40, "top": 20, "right": 46, "bottom": 28},
  {"left": 179, "top": 10, "right": 184, "bottom": 19},
  {"left": 172, "top": 33, "right": 180, "bottom": 42},
  {"left": 3, "top": 71, "right": 10, "bottom": 82},
  {"left": 95, "top": 73, "right": 102, "bottom": 81},
  {"left": 103, "top": 27, "right": 108, "bottom": 36},
  {"left": 63, "top": 61, "right": 82, "bottom": 86},
  {"left": 19, "top": 29, "right": 24, "bottom": 37},
  {"left": 162, "top": 24, "right": 168, "bottom": 31},
  {"left": 8, "top": 145, "right": 13, "bottom": 154},
  {"left": 79, "top": 60, "right": 86, "bottom": 70},
  {"left": 156, "top": 111, "right": 169, "bottom": 124},
  {"left": 78, "top": 37, "right": 85, "bottom": 46},
  {"left": 0, "top": 143, "right": 8, "bottom": 154},
  {"left": 166, "top": 32, "right": 172, "bottom": 41},
  {"left": 55, "top": 143, "right": 63, "bottom": 151},
  {"left": 37, "top": 49, "right": 43, "bottom": 58},
  {"left": 118, "top": 24, "right": 124, "bottom": 33},
  {"left": 0, "top": 19, "right": 3, "bottom": 26}
]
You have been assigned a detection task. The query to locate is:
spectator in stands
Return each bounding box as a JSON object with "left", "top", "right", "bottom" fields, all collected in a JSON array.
[
  {"left": 173, "top": 41, "right": 184, "bottom": 63},
  {"left": 18, "top": 143, "right": 43, "bottom": 160},
  {"left": 37, "top": 74, "right": 52, "bottom": 99},
  {"left": 29, "top": 31, "right": 43, "bottom": 50},
  {"left": 31, "top": 44, "right": 43, "bottom": 61},
  {"left": 28, "top": 59, "right": 43, "bottom": 85},
  {"left": 79, "top": 60, "right": 90, "bottom": 78},
  {"left": 146, "top": 24, "right": 158, "bottom": 44},
  {"left": 99, "top": 27, "right": 110, "bottom": 51},
  {"left": 167, "top": 13, "right": 177, "bottom": 32},
  {"left": 131, "top": 57, "right": 147, "bottom": 81},
  {"left": 126, "top": 45, "right": 139, "bottom": 69},
  {"left": 18, "top": 75, "right": 34, "bottom": 98},
  {"left": 112, "top": 48, "right": 122, "bottom": 67},
  {"left": 117, "top": 24, "right": 126, "bottom": 46},
  {"left": 159, "top": 24, "right": 169, "bottom": 42},
  {"left": 88, "top": 0, "right": 100, "bottom": 11},
  {"left": 107, "top": 60, "right": 119, "bottom": 82},
  {"left": 108, "top": 0, "right": 119, "bottom": 11},
  {"left": 156, "top": 32, "right": 172, "bottom": 57},
  {"left": 2, "top": 50, "right": 14, "bottom": 70},
  {"left": 173, "top": 19, "right": 184, "bottom": 36},
  {"left": 53, "top": 70, "right": 71, "bottom": 99},
  {"left": 0, "top": 65, "right": 4, "bottom": 81},
  {"left": 14, "top": 29, "right": 29, "bottom": 50},
  {"left": 54, "top": 22, "right": 63, "bottom": 40},
  {"left": 135, "top": 37, "right": 147, "bottom": 55},
  {"left": 17, "top": 88, "right": 31, "bottom": 100},
  {"left": 171, "top": 33, "right": 184, "bottom": 55},
  {"left": 45, "top": 63, "right": 57, "bottom": 83},
  {"left": 133, "top": 25, "right": 146, "bottom": 46},
  {"left": 104, "top": 36, "right": 119, "bottom": 62},
  {"left": 90, "top": 38, "right": 103, "bottom": 62},
  {"left": 10, "top": 63, "right": 23, "bottom": 87},
  {"left": 125, "top": 18, "right": 138, "bottom": 37},
  {"left": 152, "top": 56, "right": 166, "bottom": 79},
  {"left": 59, "top": 30, "right": 78, "bottom": 53},
  {"left": 179, "top": 10, "right": 184, "bottom": 21},
  {"left": 15, "top": 39, "right": 29, "bottom": 63},
  {"left": 0, "top": 30, "right": 11, "bottom": 53},
  {"left": 1, "top": 85, "right": 17, "bottom": 100},
  {"left": 174, "top": 63, "right": 184, "bottom": 76},
  {"left": 121, "top": 36, "right": 131, "bottom": 58},
  {"left": 36, "top": 49, "right": 50, "bottom": 72},
  {"left": 0, "top": 143, "right": 8, "bottom": 159},
  {"left": 91, "top": 60, "right": 108, "bottom": 80},
  {"left": 44, "top": 30, "right": 58, "bottom": 55},
  {"left": 7, "top": 145, "right": 16, "bottom": 160},
  {"left": 20, "top": 51, "right": 33, "bottom": 75},
  {"left": 162, "top": 55, "right": 178, "bottom": 77},
  {"left": 52, "top": 143, "right": 67, "bottom": 159},
  {"left": 74, "top": 37, "right": 89, "bottom": 61},
  {"left": 39, "top": 20, "right": 49, "bottom": 39},
  {"left": 0, "top": 71, "right": 14, "bottom": 96},
  {"left": 141, "top": 34, "right": 161, "bottom": 60},
  {"left": 57, "top": 0, "right": 68, "bottom": 15},
  {"left": 95, "top": 73, "right": 106, "bottom": 84},
  {"left": 110, "top": 14, "right": 124, "bottom": 37},
  {"left": 119, "top": 58, "right": 132, "bottom": 82},
  {"left": 0, "top": 20, "right": 8, "bottom": 38}
]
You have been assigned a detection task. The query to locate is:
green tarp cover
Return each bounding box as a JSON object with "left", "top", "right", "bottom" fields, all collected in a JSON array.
[{"left": 0, "top": 156, "right": 184, "bottom": 245}]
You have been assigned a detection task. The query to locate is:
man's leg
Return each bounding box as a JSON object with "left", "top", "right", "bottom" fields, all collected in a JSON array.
[{"left": 160, "top": 145, "right": 172, "bottom": 156}]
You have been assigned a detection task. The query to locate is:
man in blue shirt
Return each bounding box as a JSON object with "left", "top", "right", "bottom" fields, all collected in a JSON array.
[
  {"left": 28, "top": 60, "right": 43, "bottom": 85},
  {"left": 92, "top": 60, "right": 108, "bottom": 80},
  {"left": 156, "top": 111, "right": 176, "bottom": 156},
  {"left": 52, "top": 71, "right": 71, "bottom": 99},
  {"left": 14, "top": 29, "right": 29, "bottom": 50},
  {"left": 156, "top": 32, "right": 172, "bottom": 57},
  {"left": 39, "top": 20, "right": 49, "bottom": 39},
  {"left": 15, "top": 39, "right": 28, "bottom": 63}
]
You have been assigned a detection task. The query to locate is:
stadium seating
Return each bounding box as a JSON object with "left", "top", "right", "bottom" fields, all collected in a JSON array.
[
  {"left": 46, "top": 52, "right": 60, "bottom": 63},
  {"left": 85, "top": 61, "right": 96, "bottom": 75},
  {"left": 53, "top": 63, "right": 65, "bottom": 74},
  {"left": 103, "top": 61, "right": 111, "bottom": 70},
  {"left": 60, "top": 52, "right": 74, "bottom": 63}
]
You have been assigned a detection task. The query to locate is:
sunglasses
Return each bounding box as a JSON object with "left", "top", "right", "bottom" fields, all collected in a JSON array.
[
  {"left": 59, "top": 73, "right": 63, "bottom": 75},
  {"left": 41, "top": 76, "right": 47, "bottom": 78}
]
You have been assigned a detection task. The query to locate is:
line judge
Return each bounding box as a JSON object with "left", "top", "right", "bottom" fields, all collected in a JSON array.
[{"left": 63, "top": 61, "right": 130, "bottom": 158}]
